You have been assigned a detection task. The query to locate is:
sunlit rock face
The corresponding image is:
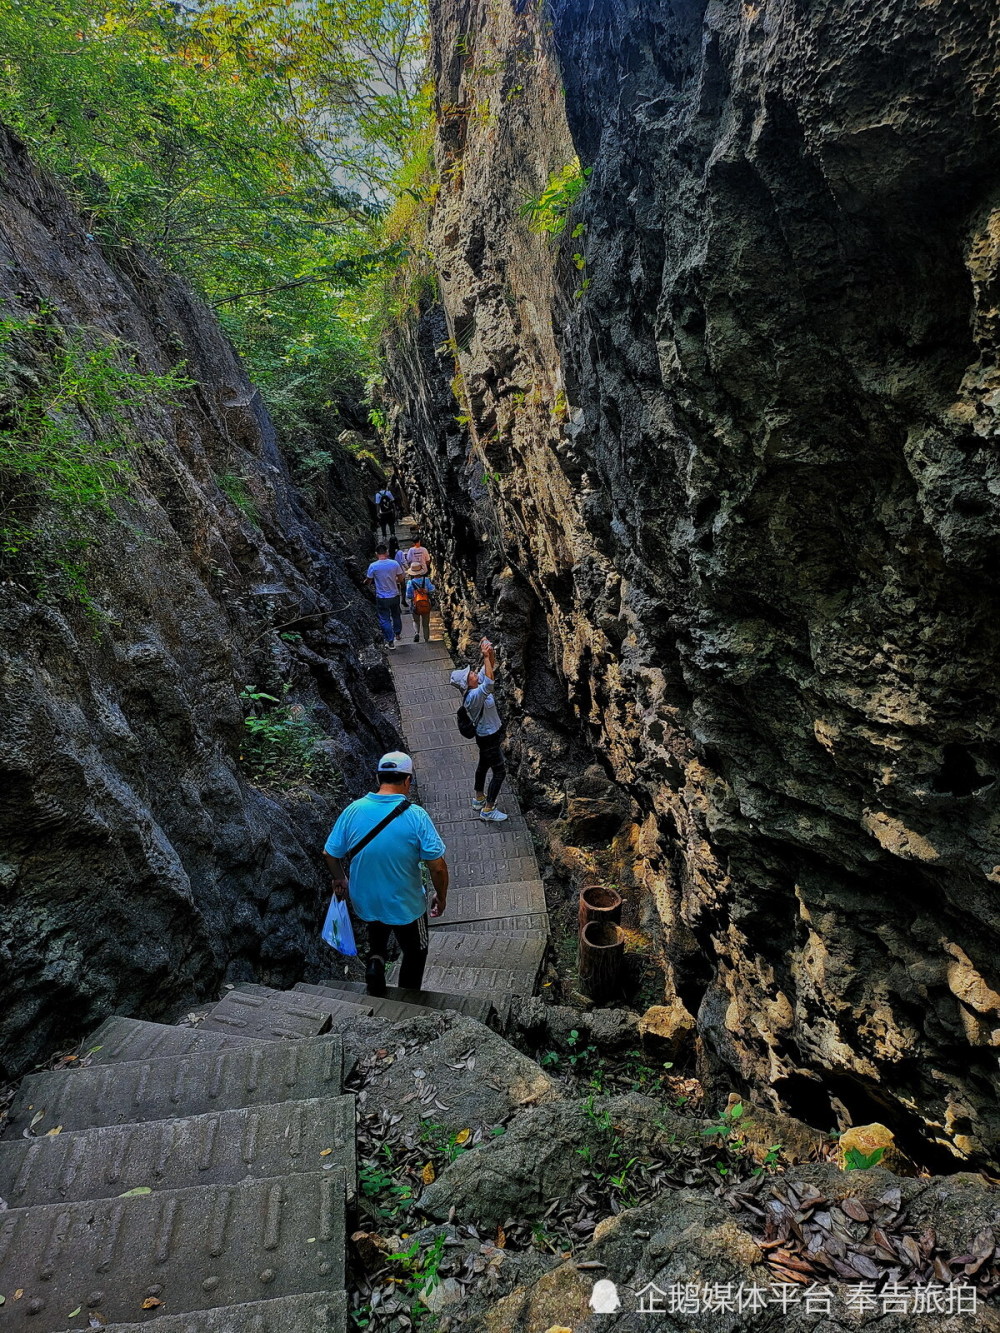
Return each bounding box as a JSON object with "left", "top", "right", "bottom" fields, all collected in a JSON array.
[
  {"left": 0, "top": 128, "right": 394, "bottom": 1077},
  {"left": 386, "top": 0, "right": 1000, "bottom": 1166}
]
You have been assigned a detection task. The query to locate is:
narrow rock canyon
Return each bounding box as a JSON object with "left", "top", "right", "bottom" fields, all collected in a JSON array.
[{"left": 384, "top": 0, "right": 1000, "bottom": 1168}]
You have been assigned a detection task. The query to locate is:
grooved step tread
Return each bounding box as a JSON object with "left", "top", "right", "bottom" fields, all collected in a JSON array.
[
  {"left": 52, "top": 1292, "right": 348, "bottom": 1333},
  {"left": 429, "top": 882, "right": 547, "bottom": 923},
  {"left": 294, "top": 981, "right": 494, "bottom": 1024},
  {"left": 79, "top": 1018, "right": 270, "bottom": 1066},
  {"left": 387, "top": 963, "right": 537, "bottom": 998},
  {"left": 433, "top": 912, "right": 549, "bottom": 934},
  {"left": 2, "top": 1038, "right": 343, "bottom": 1139},
  {"left": 423, "top": 931, "right": 546, "bottom": 974},
  {"left": 0, "top": 1171, "right": 346, "bottom": 1333},
  {"left": 199, "top": 992, "right": 333, "bottom": 1040},
  {"left": 231, "top": 985, "right": 375, "bottom": 1023},
  {"left": 0, "top": 1096, "right": 355, "bottom": 1209}
]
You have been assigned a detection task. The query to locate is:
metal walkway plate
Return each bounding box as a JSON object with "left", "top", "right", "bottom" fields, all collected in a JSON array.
[
  {"left": 0, "top": 1096, "right": 355, "bottom": 1209},
  {"left": 79, "top": 1019, "right": 267, "bottom": 1066},
  {"left": 199, "top": 992, "right": 332, "bottom": 1039},
  {"left": 2, "top": 1037, "right": 343, "bottom": 1139},
  {"left": 51, "top": 1292, "right": 348, "bottom": 1333},
  {"left": 0, "top": 1171, "right": 346, "bottom": 1332}
]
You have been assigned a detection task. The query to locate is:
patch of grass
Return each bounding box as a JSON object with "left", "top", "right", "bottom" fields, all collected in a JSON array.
[{"left": 215, "top": 472, "right": 261, "bottom": 526}]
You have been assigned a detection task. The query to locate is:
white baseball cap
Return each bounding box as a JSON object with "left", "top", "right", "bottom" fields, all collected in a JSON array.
[
  {"left": 450, "top": 666, "right": 471, "bottom": 691},
  {"left": 377, "top": 750, "right": 414, "bottom": 775}
]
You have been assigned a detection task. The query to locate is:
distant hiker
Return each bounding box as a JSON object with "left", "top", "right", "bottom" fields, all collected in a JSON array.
[
  {"left": 389, "top": 536, "right": 409, "bottom": 576},
  {"left": 404, "top": 533, "right": 432, "bottom": 577},
  {"left": 366, "top": 543, "right": 405, "bottom": 650},
  {"left": 450, "top": 638, "right": 508, "bottom": 822},
  {"left": 374, "top": 487, "right": 396, "bottom": 540},
  {"left": 323, "top": 751, "right": 449, "bottom": 996},
  {"left": 407, "top": 572, "right": 436, "bottom": 643}
]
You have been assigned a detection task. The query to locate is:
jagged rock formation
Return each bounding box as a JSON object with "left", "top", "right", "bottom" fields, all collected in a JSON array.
[
  {"left": 0, "top": 127, "right": 394, "bottom": 1080},
  {"left": 384, "top": 0, "right": 1000, "bottom": 1167}
]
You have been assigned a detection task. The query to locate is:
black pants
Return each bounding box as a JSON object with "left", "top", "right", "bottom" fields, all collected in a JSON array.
[
  {"left": 475, "top": 727, "right": 507, "bottom": 804},
  {"left": 366, "top": 913, "right": 429, "bottom": 993},
  {"left": 378, "top": 514, "right": 395, "bottom": 539}
]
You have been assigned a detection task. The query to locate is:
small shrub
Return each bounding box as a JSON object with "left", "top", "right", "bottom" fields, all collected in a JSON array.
[
  {"left": 519, "top": 159, "right": 592, "bottom": 237},
  {"left": 239, "top": 685, "right": 343, "bottom": 792}
]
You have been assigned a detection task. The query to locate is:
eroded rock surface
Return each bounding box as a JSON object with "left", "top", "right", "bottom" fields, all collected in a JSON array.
[
  {"left": 0, "top": 128, "right": 393, "bottom": 1077},
  {"left": 385, "top": 0, "right": 1000, "bottom": 1165}
]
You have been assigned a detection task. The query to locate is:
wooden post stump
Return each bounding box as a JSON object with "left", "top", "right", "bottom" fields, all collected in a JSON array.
[
  {"left": 578, "top": 884, "right": 623, "bottom": 928},
  {"left": 578, "top": 920, "right": 625, "bottom": 1000}
]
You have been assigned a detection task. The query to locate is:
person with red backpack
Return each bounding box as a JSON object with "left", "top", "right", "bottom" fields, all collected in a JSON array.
[{"left": 406, "top": 571, "right": 436, "bottom": 642}]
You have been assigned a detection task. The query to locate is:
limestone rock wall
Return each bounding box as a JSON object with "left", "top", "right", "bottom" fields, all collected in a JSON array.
[
  {"left": 0, "top": 128, "right": 394, "bottom": 1078},
  {"left": 386, "top": 0, "right": 1000, "bottom": 1167}
]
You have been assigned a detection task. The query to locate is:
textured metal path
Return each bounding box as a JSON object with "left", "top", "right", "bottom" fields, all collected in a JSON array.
[{"left": 383, "top": 520, "right": 549, "bottom": 1000}]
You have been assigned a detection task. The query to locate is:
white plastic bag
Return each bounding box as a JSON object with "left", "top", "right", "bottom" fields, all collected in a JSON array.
[{"left": 321, "top": 894, "right": 358, "bottom": 956}]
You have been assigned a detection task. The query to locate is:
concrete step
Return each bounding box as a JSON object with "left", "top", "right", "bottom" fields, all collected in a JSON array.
[
  {"left": 198, "top": 991, "right": 334, "bottom": 1040},
  {"left": 50, "top": 1292, "right": 348, "bottom": 1333},
  {"left": 0, "top": 1170, "right": 346, "bottom": 1333},
  {"left": 422, "top": 930, "right": 547, "bottom": 976},
  {"left": 429, "top": 881, "right": 547, "bottom": 925},
  {"left": 433, "top": 912, "right": 549, "bottom": 934},
  {"left": 293, "top": 981, "right": 497, "bottom": 1025},
  {"left": 388, "top": 962, "right": 538, "bottom": 999},
  {"left": 231, "top": 985, "right": 375, "bottom": 1023},
  {"left": 2, "top": 1036, "right": 342, "bottom": 1139},
  {"left": 0, "top": 1095, "right": 355, "bottom": 1208},
  {"left": 79, "top": 1018, "right": 271, "bottom": 1066}
]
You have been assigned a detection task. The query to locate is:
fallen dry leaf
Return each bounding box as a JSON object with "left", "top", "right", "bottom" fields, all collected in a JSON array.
[
  {"left": 421, "top": 1162, "right": 436, "bottom": 1185},
  {"left": 141, "top": 1298, "right": 162, "bottom": 1310},
  {"left": 454, "top": 1129, "right": 471, "bottom": 1146},
  {"left": 319, "top": 1148, "right": 333, "bottom": 1157}
]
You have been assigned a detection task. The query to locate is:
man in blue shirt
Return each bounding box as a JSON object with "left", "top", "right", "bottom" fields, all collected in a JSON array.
[
  {"left": 366, "top": 543, "right": 405, "bottom": 649},
  {"left": 323, "top": 751, "right": 448, "bottom": 995}
]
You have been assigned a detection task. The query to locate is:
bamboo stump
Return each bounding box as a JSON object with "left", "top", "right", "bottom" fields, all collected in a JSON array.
[
  {"left": 578, "top": 884, "right": 622, "bottom": 928},
  {"left": 578, "top": 920, "right": 625, "bottom": 1000}
]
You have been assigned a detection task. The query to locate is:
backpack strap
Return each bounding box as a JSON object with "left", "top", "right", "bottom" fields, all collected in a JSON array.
[{"left": 347, "top": 798, "right": 411, "bottom": 859}]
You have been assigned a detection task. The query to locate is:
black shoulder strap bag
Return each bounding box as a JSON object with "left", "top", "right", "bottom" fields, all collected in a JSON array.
[{"left": 347, "top": 798, "right": 411, "bottom": 859}]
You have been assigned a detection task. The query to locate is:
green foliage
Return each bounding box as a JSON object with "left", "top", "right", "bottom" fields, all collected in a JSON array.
[
  {"left": 215, "top": 473, "right": 260, "bottom": 527},
  {"left": 519, "top": 159, "right": 592, "bottom": 236},
  {"left": 0, "top": 314, "right": 189, "bottom": 603},
  {"left": 387, "top": 1233, "right": 447, "bottom": 1295},
  {"left": 239, "top": 685, "right": 343, "bottom": 792},
  {"left": 0, "top": 0, "right": 429, "bottom": 447},
  {"left": 844, "top": 1146, "right": 886, "bottom": 1171},
  {"left": 418, "top": 1120, "right": 470, "bottom": 1164}
]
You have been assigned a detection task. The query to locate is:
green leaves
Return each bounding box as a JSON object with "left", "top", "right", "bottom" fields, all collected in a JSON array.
[
  {"left": 519, "top": 160, "right": 592, "bottom": 236},
  {"left": 844, "top": 1146, "right": 887, "bottom": 1171}
]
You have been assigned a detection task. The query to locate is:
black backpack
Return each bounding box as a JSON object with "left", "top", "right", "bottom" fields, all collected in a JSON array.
[
  {"left": 456, "top": 689, "right": 477, "bottom": 738},
  {"left": 377, "top": 493, "right": 395, "bottom": 519}
]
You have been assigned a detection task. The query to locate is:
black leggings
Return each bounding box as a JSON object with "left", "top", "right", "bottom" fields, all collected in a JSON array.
[
  {"left": 366, "top": 913, "right": 429, "bottom": 990},
  {"left": 475, "top": 727, "right": 507, "bottom": 804}
]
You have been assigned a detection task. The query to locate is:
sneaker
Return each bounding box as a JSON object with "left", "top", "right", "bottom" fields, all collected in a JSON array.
[
  {"left": 480, "top": 808, "right": 509, "bottom": 822},
  {"left": 365, "top": 955, "right": 387, "bottom": 998},
  {"left": 471, "top": 796, "right": 486, "bottom": 811},
  {"left": 413, "top": 633, "right": 420, "bottom": 642},
  {"left": 386, "top": 641, "right": 396, "bottom": 651}
]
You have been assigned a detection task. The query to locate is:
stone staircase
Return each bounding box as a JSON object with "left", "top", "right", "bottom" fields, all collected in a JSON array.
[
  {"left": 0, "top": 1016, "right": 351, "bottom": 1332},
  {"left": 0, "top": 519, "right": 550, "bottom": 1329}
]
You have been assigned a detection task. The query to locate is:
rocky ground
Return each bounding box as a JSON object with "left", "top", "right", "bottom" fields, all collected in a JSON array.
[{"left": 339, "top": 1008, "right": 1000, "bottom": 1333}]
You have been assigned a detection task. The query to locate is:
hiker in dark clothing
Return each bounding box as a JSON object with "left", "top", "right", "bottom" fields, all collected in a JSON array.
[
  {"left": 323, "top": 751, "right": 448, "bottom": 995},
  {"left": 374, "top": 487, "right": 396, "bottom": 539},
  {"left": 450, "top": 638, "right": 508, "bottom": 823}
]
